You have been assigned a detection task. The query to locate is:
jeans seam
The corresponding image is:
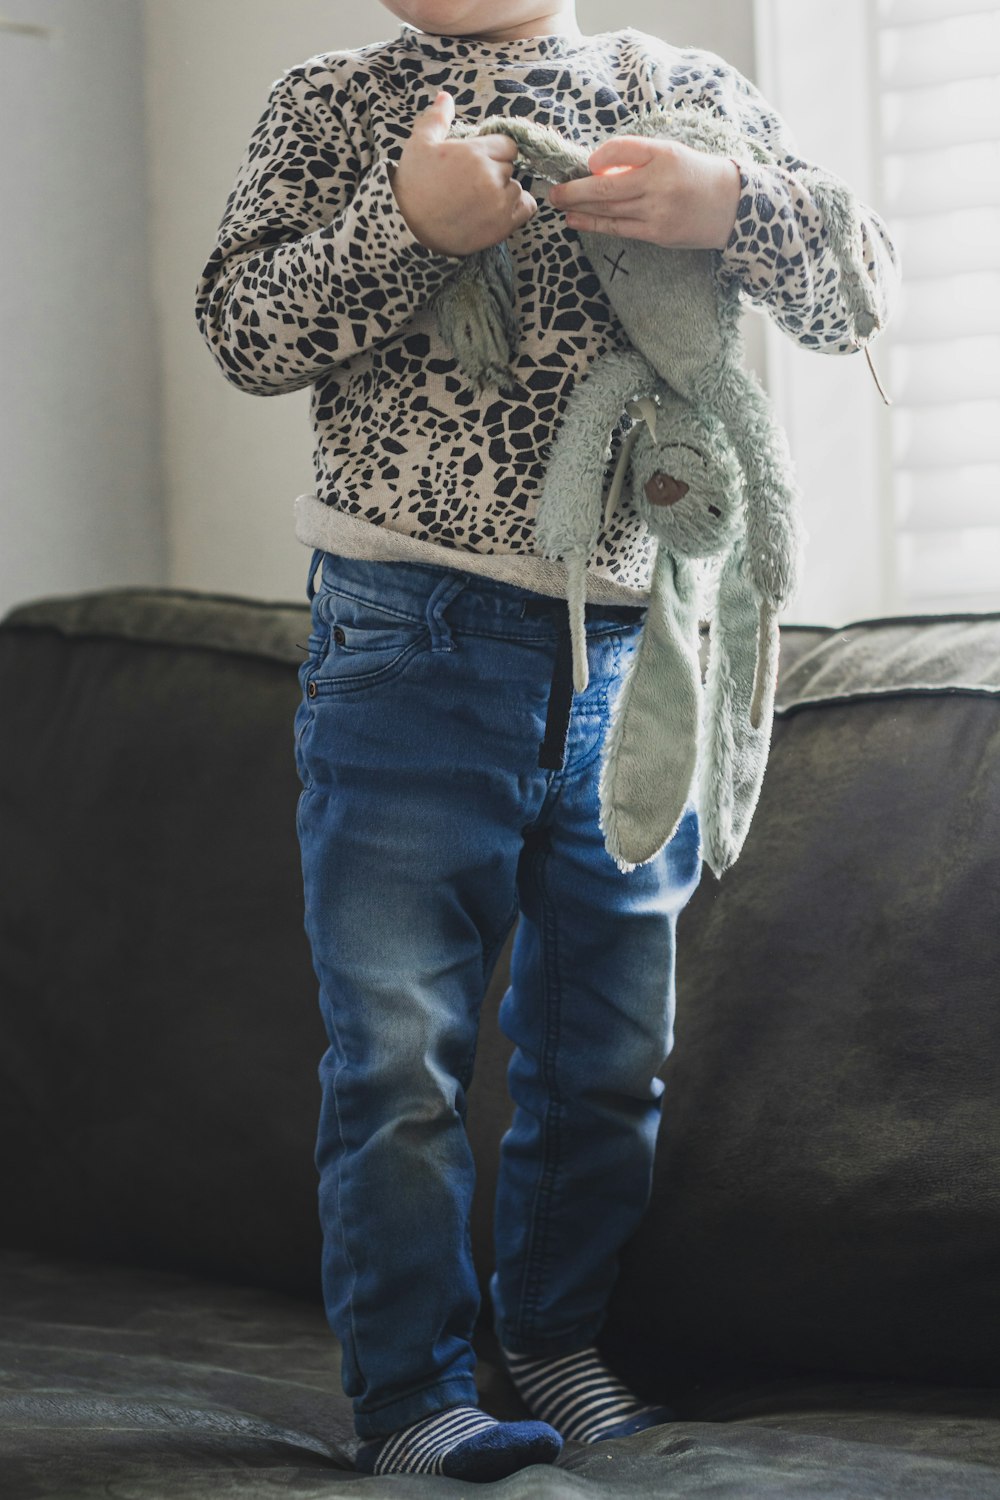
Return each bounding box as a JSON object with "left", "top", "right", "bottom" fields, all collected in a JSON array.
[
  {"left": 445, "top": 624, "right": 628, "bottom": 647},
  {"left": 559, "top": 636, "right": 618, "bottom": 779},
  {"left": 319, "top": 1017, "right": 364, "bottom": 1392},
  {"left": 294, "top": 712, "right": 314, "bottom": 791},
  {"left": 365, "top": 1376, "right": 477, "bottom": 1415},
  {"left": 482, "top": 898, "right": 518, "bottom": 986},
  {"left": 316, "top": 581, "right": 425, "bottom": 628},
  {"left": 563, "top": 682, "right": 611, "bottom": 779},
  {"left": 359, "top": 1372, "right": 481, "bottom": 1434},
  {"left": 455, "top": 900, "right": 519, "bottom": 1099},
  {"left": 515, "top": 844, "right": 563, "bottom": 1338}
]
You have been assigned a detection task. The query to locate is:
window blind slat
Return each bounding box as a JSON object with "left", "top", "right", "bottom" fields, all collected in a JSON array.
[
  {"left": 887, "top": 207, "right": 999, "bottom": 279},
  {"left": 898, "top": 528, "right": 1000, "bottom": 598},
  {"left": 879, "top": 11, "right": 1000, "bottom": 86},
  {"left": 879, "top": 0, "right": 998, "bottom": 27},
  {"left": 891, "top": 399, "right": 1000, "bottom": 467},
  {"left": 887, "top": 271, "right": 1000, "bottom": 343},
  {"left": 884, "top": 141, "right": 1000, "bottom": 215},
  {"left": 881, "top": 75, "right": 1000, "bottom": 152},
  {"left": 896, "top": 464, "right": 1000, "bottom": 530},
  {"left": 889, "top": 337, "right": 1000, "bottom": 405},
  {"left": 906, "top": 590, "right": 1000, "bottom": 610}
]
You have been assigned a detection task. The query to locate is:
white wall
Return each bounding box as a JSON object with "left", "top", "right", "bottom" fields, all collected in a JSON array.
[
  {"left": 0, "top": 0, "right": 165, "bottom": 617},
  {"left": 148, "top": 0, "right": 765, "bottom": 606}
]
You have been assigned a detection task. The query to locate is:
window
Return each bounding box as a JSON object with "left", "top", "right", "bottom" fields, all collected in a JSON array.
[
  {"left": 876, "top": 0, "right": 1000, "bottom": 611},
  {"left": 754, "top": 0, "right": 1000, "bottom": 620}
]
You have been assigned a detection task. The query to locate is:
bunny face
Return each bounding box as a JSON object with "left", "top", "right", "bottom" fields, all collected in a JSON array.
[{"left": 628, "top": 395, "right": 744, "bottom": 560}]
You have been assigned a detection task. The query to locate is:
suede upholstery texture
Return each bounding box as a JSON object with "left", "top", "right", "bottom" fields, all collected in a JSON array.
[{"left": 1, "top": 586, "right": 998, "bottom": 1498}]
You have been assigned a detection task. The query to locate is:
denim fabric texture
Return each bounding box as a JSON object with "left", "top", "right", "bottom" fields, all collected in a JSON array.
[{"left": 293, "top": 547, "right": 703, "bottom": 1440}]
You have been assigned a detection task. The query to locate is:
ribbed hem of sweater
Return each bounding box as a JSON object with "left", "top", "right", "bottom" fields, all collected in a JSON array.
[{"left": 293, "top": 493, "right": 652, "bottom": 606}]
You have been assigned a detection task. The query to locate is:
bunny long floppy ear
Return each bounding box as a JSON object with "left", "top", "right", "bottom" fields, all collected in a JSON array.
[
  {"left": 691, "top": 354, "right": 806, "bottom": 730},
  {"left": 432, "top": 117, "right": 591, "bottom": 391},
  {"left": 598, "top": 546, "right": 702, "bottom": 873},
  {"left": 434, "top": 246, "right": 521, "bottom": 393},
  {"left": 532, "top": 347, "right": 662, "bottom": 693},
  {"left": 696, "top": 536, "right": 780, "bottom": 879}
]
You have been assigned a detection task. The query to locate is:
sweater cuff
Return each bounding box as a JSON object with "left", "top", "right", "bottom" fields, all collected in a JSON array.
[
  {"left": 716, "top": 159, "right": 789, "bottom": 295},
  {"left": 321, "top": 153, "right": 465, "bottom": 285}
]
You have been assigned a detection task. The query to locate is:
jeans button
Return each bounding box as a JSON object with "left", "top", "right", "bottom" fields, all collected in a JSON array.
[
  {"left": 307, "top": 681, "right": 318, "bottom": 698},
  {"left": 333, "top": 626, "right": 346, "bottom": 645}
]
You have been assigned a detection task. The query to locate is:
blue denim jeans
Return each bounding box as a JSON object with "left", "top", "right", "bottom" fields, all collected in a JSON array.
[{"left": 293, "top": 547, "right": 703, "bottom": 1441}]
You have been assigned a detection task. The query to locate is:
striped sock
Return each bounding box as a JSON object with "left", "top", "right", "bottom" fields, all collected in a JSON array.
[
  {"left": 354, "top": 1403, "right": 563, "bottom": 1480},
  {"left": 501, "top": 1344, "right": 679, "bottom": 1442}
]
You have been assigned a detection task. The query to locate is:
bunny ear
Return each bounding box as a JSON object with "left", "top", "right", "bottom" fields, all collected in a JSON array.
[
  {"left": 431, "top": 117, "right": 590, "bottom": 391},
  {"left": 565, "top": 554, "right": 589, "bottom": 694},
  {"left": 598, "top": 546, "right": 702, "bottom": 873},
  {"left": 534, "top": 347, "right": 662, "bottom": 694},
  {"left": 433, "top": 244, "right": 519, "bottom": 392},
  {"left": 696, "top": 539, "right": 781, "bottom": 879},
  {"left": 475, "top": 117, "right": 590, "bottom": 181},
  {"left": 750, "top": 598, "right": 780, "bottom": 730}
]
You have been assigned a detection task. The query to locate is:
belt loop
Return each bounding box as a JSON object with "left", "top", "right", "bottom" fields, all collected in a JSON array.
[
  {"left": 306, "top": 547, "right": 326, "bottom": 603},
  {"left": 426, "top": 574, "right": 468, "bottom": 652}
]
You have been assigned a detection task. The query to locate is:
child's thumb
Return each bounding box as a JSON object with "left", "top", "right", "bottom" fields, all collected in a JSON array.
[{"left": 418, "top": 90, "right": 455, "bottom": 141}]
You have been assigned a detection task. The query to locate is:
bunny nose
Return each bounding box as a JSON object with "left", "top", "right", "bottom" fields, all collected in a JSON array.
[{"left": 645, "top": 471, "right": 689, "bottom": 507}]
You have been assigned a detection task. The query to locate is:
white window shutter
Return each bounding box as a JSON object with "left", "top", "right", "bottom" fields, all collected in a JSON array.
[
  {"left": 753, "top": 0, "right": 999, "bottom": 620},
  {"left": 878, "top": 0, "right": 1000, "bottom": 611}
]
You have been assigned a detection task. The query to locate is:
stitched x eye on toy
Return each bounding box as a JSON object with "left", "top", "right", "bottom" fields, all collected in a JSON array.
[{"left": 430, "top": 105, "right": 888, "bottom": 880}]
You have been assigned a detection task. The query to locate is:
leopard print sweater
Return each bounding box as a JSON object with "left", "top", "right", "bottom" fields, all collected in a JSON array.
[{"left": 195, "top": 21, "right": 900, "bottom": 604}]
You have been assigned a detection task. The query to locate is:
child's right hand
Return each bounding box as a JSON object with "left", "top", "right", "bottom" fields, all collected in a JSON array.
[{"left": 389, "top": 90, "right": 538, "bottom": 257}]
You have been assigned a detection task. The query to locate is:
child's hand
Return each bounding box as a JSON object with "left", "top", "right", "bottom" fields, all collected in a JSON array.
[
  {"left": 547, "top": 136, "right": 742, "bottom": 252},
  {"left": 389, "top": 91, "right": 538, "bottom": 257}
]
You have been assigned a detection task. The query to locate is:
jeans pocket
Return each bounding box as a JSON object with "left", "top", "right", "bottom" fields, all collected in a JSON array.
[{"left": 306, "top": 586, "right": 430, "bottom": 699}]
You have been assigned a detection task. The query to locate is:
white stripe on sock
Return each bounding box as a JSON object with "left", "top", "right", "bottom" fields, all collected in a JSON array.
[
  {"left": 551, "top": 1388, "right": 640, "bottom": 1431},
  {"left": 503, "top": 1344, "right": 666, "bottom": 1442},
  {"left": 413, "top": 1410, "right": 496, "bottom": 1474},
  {"left": 373, "top": 1405, "right": 498, "bottom": 1476}
]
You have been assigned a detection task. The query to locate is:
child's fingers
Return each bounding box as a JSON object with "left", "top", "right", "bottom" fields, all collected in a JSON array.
[
  {"left": 414, "top": 90, "right": 455, "bottom": 143},
  {"left": 550, "top": 174, "right": 645, "bottom": 213},
  {"left": 505, "top": 177, "right": 537, "bottom": 219},
  {"left": 562, "top": 211, "right": 653, "bottom": 240},
  {"left": 588, "top": 134, "right": 657, "bottom": 170},
  {"left": 478, "top": 132, "right": 520, "bottom": 163}
]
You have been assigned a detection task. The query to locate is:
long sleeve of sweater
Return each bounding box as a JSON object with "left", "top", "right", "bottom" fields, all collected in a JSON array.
[
  {"left": 645, "top": 42, "right": 901, "bottom": 356},
  {"left": 194, "top": 67, "right": 464, "bottom": 395}
]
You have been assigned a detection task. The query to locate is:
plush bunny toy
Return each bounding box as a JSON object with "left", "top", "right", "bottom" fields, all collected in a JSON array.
[{"left": 431, "top": 105, "right": 887, "bottom": 879}]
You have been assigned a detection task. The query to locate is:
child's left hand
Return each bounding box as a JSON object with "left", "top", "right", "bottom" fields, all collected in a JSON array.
[{"left": 547, "top": 136, "right": 742, "bottom": 252}]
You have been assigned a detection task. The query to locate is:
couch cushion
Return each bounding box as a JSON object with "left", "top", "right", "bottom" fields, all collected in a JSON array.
[{"left": 2, "top": 1248, "right": 999, "bottom": 1499}]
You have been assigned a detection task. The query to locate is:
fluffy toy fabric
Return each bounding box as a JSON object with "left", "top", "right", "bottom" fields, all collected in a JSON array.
[{"left": 432, "top": 106, "right": 888, "bottom": 879}]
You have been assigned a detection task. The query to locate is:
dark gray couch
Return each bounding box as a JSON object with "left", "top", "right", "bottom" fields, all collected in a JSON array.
[{"left": 1, "top": 584, "right": 998, "bottom": 1499}]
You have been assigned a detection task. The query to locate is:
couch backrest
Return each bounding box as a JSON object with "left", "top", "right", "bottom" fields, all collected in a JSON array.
[
  {"left": 1, "top": 589, "right": 998, "bottom": 1390},
  {"left": 0, "top": 589, "right": 325, "bottom": 1297},
  {"left": 549, "top": 613, "right": 1000, "bottom": 1392}
]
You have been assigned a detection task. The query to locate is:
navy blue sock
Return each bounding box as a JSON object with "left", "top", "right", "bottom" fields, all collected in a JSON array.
[
  {"left": 501, "top": 1344, "right": 678, "bottom": 1442},
  {"left": 354, "top": 1403, "right": 563, "bottom": 1480}
]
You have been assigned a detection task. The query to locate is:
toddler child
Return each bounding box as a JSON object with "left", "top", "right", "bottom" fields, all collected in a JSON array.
[{"left": 195, "top": 0, "right": 900, "bottom": 1481}]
